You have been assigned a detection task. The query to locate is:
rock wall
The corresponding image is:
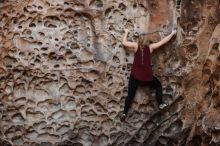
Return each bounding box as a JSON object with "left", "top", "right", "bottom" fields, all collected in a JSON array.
[{"left": 0, "top": 0, "right": 220, "bottom": 146}]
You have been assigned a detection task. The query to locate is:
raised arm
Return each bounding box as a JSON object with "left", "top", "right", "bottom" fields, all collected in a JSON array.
[
  {"left": 149, "top": 30, "right": 176, "bottom": 53},
  {"left": 122, "top": 29, "right": 138, "bottom": 53}
]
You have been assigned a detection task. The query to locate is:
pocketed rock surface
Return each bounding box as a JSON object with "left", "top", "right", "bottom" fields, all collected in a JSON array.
[{"left": 0, "top": 0, "right": 220, "bottom": 146}]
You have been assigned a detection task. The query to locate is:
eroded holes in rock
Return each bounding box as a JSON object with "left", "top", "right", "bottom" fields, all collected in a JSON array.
[
  {"left": 102, "top": 118, "right": 114, "bottom": 129},
  {"left": 48, "top": 24, "right": 57, "bottom": 28},
  {"left": 54, "top": 64, "right": 60, "bottom": 68},
  {"left": 89, "top": 0, "right": 103, "bottom": 8},
  {"left": 23, "top": 29, "right": 32, "bottom": 35},
  {"left": 13, "top": 19, "right": 18, "bottom": 24},
  {"left": 50, "top": 110, "right": 68, "bottom": 121},
  {"left": 86, "top": 98, "right": 95, "bottom": 104},
  {"left": 66, "top": 109, "right": 76, "bottom": 119},
  {"left": 56, "top": 8, "right": 63, "bottom": 12},
  {"left": 35, "top": 54, "right": 41, "bottom": 60},
  {"left": 18, "top": 25, "right": 22, "bottom": 29},
  {"left": 85, "top": 91, "right": 91, "bottom": 96},
  {"left": 210, "top": 43, "right": 219, "bottom": 56},
  {"left": 74, "top": 30, "right": 78, "bottom": 35},
  {"left": 33, "top": 121, "right": 47, "bottom": 131},
  {"left": 64, "top": 2, "right": 69, "bottom": 5},
  {"left": 38, "top": 32, "right": 45, "bottom": 36},
  {"left": 65, "top": 50, "right": 73, "bottom": 58},
  {"left": 45, "top": 16, "right": 60, "bottom": 22},
  {"left": 162, "top": 94, "right": 173, "bottom": 104},
  {"left": 114, "top": 91, "right": 121, "bottom": 97},
  {"left": 57, "top": 125, "right": 70, "bottom": 134},
  {"left": 204, "top": 59, "right": 212, "bottom": 69},
  {"left": 29, "top": 36, "right": 34, "bottom": 40},
  {"left": 12, "top": 136, "right": 23, "bottom": 145},
  {"left": 92, "top": 134, "right": 108, "bottom": 146},
  {"left": 211, "top": 91, "right": 219, "bottom": 108},
  {"left": 57, "top": 55, "right": 66, "bottom": 62},
  {"left": 107, "top": 100, "right": 118, "bottom": 110},
  {"left": 40, "top": 142, "right": 54, "bottom": 146},
  {"left": 44, "top": 21, "right": 56, "bottom": 28},
  {"left": 48, "top": 102, "right": 61, "bottom": 112},
  {"left": 77, "top": 127, "right": 93, "bottom": 144},
  {"left": 202, "top": 69, "right": 211, "bottom": 81},
  {"left": 42, "top": 52, "right": 48, "bottom": 58},
  {"left": 108, "top": 25, "right": 114, "bottom": 31},
  {"left": 33, "top": 58, "right": 40, "bottom": 64},
  {"left": 12, "top": 113, "right": 25, "bottom": 123},
  {"left": 75, "top": 85, "right": 85, "bottom": 93},
  {"left": 59, "top": 46, "right": 65, "bottom": 53},
  {"left": 37, "top": 42, "right": 43, "bottom": 46},
  {"left": 125, "top": 20, "right": 133, "bottom": 28},
  {"left": 38, "top": 6, "right": 43, "bottom": 10},
  {"left": 5, "top": 126, "right": 16, "bottom": 138},
  {"left": 177, "top": 0, "right": 182, "bottom": 6},
  {"left": 119, "top": 3, "right": 126, "bottom": 11},
  {"left": 26, "top": 129, "right": 39, "bottom": 139},
  {"left": 80, "top": 100, "right": 86, "bottom": 105},
  {"left": 5, "top": 84, "right": 12, "bottom": 93},
  {"left": 29, "top": 23, "right": 36, "bottom": 27},
  {"left": 4, "top": 56, "right": 17, "bottom": 67},
  {"left": 18, "top": 14, "right": 26, "bottom": 20},
  {"left": 26, "top": 111, "right": 44, "bottom": 121},
  {"left": 14, "top": 97, "right": 26, "bottom": 105},
  {"left": 113, "top": 56, "right": 120, "bottom": 65},
  {"left": 32, "top": 4, "right": 37, "bottom": 8},
  {"left": 167, "top": 101, "right": 179, "bottom": 115},
  {"left": 82, "top": 109, "right": 97, "bottom": 117},
  {"left": 158, "top": 136, "right": 169, "bottom": 145},
  {"left": 38, "top": 133, "right": 59, "bottom": 141},
  {"left": 185, "top": 44, "right": 198, "bottom": 59},
  {"left": 27, "top": 99, "right": 36, "bottom": 107},
  {"left": 165, "top": 85, "right": 173, "bottom": 94},
  {"left": 23, "top": 7, "right": 29, "bottom": 13},
  {"left": 81, "top": 104, "right": 91, "bottom": 113},
  {"left": 145, "top": 120, "right": 156, "bottom": 129},
  {"left": 105, "top": 6, "right": 114, "bottom": 16},
  {"left": 95, "top": 103, "right": 107, "bottom": 113},
  {"left": 59, "top": 83, "right": 72, "bottom": 94},
  {"left": 164, "top": 119, "right": 183, "bottom": 135},
  {"left": 188, "top": 135, "right": 202, "bottom": 146},
  {"left": 48, "top": 52, "right": 56, "bottom": 59},
  {"left": 70, "top": 43, "right": 80, "bottom": 50},
  {"left": 113, "top": 9, "right": 121, "bottom": 15},
  {"left": 64, "top": 8, "right": 75, "bottom": 14},
  {"left": 63, "top": 100, "right": 76, "bottom": 110},
  {"left": 108, "top": 75, "right": 113, "bottom": 83},
  {"left": 31, "top": 11, "right": 39, "bottom": 16},
  {"left": 41, "top": 47, "right": 48, "bottom": 51}
]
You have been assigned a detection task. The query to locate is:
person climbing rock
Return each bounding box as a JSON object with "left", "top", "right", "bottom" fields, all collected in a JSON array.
[{"left": 121, "top": 28, "right": 177, "bottom": 121}]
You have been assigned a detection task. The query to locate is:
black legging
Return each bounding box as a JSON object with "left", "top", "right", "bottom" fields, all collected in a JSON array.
[{"left": 124, "top": 75, "right": 163, "bottom": 115}]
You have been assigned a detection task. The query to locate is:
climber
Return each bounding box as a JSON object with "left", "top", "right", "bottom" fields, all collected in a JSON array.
[{"left": 121, "top": 28, "right": 177, "bottom": 120}]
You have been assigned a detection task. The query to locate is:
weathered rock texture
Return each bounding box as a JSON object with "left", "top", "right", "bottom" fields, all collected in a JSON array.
[{"left": 0, "top": 0, "right": 220, "bottom": 146}]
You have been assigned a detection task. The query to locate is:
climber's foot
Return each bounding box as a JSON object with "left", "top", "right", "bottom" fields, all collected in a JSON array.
[
  {"left": 159, "top": 103, "right": 168, "bottom": 110},
  {"left": 120, "top": 113, "right": 127, "bottom": 122}
]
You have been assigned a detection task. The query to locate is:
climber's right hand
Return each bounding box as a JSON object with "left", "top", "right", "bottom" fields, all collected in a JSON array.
[{"left": 124, "top": 29, "right": 129, "bottom": 33}]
